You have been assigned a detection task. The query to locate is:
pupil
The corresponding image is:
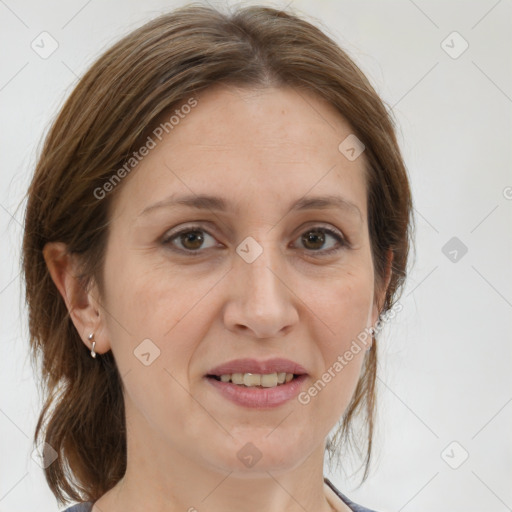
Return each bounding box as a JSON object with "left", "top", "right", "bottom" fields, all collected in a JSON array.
[{"left": 303, "top": 230, "right": 324, "bottom": 250}]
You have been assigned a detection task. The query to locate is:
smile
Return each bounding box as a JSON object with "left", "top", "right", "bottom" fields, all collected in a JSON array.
[{"left": 205, "top": 373, "right": 308, "bottom": 408}]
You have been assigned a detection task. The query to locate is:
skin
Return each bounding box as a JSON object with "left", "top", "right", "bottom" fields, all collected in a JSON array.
[{"left": 45, "top": 85, "right": 391, "bottom": 512}]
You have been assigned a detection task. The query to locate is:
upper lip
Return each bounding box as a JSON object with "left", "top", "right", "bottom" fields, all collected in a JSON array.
[{"left": 206, "top": 358, "right": 308, "bottom": 376}]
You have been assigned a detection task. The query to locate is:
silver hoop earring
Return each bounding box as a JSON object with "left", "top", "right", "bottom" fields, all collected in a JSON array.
[{"left": 88, "top": 333, "right": 97, "bottom": 358}]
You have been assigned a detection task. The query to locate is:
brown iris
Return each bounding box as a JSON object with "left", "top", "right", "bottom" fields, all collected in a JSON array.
[
  {"left": 302, "top": 230, "right": 325, "bottom": 250},
  {"left": 180, "top": 230, "right": 205, "bottom": 250}
]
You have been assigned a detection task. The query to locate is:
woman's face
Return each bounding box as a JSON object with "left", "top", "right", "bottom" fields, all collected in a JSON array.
[{"left": 98, "top": 85, "right": 383, "bottom": 475}]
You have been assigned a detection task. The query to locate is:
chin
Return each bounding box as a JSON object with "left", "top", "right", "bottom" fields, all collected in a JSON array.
[{"left": 203, "top": 431, "right": 313, "bottom": 475}]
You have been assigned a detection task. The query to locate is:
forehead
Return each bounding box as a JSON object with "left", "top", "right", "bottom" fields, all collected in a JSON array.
[
  {"left": 111, "top": 85, "right": 368, "bottom": 222},
  {"left": 167, "top": 85, "right": 358, "bottom": 151}
]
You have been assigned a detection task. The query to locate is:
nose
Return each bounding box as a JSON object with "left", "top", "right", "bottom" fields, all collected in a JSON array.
[{"left": 222, "top": 242, "right": 299, "bottom": 339}]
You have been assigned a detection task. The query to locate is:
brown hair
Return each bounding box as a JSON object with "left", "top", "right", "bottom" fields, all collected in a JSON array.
[{"left": 22, "top": 2, "right": 414, "bottom": 504}]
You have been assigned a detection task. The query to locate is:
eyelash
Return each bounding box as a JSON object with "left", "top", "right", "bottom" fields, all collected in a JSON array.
[{"left": 161, "top": 224, "right": 348, "bottom": 257}]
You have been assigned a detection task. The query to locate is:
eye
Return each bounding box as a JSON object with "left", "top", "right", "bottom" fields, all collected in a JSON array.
[
  {"left": 162, "top": 225, "right": 219, "bottom": 254},
  {"left": 162, "top": 224, "right": 348, "bottom": 256},
  {"left": 293, "top": 226, "right": 347, "bottom": 255}
]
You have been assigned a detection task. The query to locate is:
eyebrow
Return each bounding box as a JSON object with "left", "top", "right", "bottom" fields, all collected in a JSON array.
[{"left": 139, "top": 193, "right": 363, "bottom": 222}]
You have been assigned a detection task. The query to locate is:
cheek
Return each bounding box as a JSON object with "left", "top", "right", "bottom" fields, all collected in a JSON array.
[
  {"left": 99, "top": 257, "right": 222, "bottom": 434},
  {"left": 308, "top": 261, "right": 374, "bottom": 349},
  {"left": 296, "top": 265, "right": 374, "bottom": 424},
  {"left": 330, "top": 280, "right": 373, "bottom": 342},
  {"left": 103, "top": 240, "right": 178, "bottom": 334},
  {"left": 101, "top": 249, "right": 223, "bottom": 375}
]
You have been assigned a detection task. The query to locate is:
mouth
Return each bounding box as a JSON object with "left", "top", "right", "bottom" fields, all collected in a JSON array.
[
  {"left": 204, "top": 358, "right": 308, "bottom": 408},
  {"left": 206, "top": 372, "right": 301, "bottom": 388}
]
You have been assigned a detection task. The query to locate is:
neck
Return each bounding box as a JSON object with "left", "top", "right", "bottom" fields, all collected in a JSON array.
[{"left": 93, "top": 400, "right": 339, "bottom": 512}]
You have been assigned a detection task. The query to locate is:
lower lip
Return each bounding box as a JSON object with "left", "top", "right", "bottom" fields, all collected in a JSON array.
[{"left": 205, "top": 375, "right": 308, "bottom": 409}]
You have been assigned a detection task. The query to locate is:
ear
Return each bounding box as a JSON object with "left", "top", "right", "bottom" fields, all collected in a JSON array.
[
  {"left": 43, "top": 241, "right": 110, "bottom": 355},
  {"left": 371, "top": 248, "right": 394, "bottom": 327}
]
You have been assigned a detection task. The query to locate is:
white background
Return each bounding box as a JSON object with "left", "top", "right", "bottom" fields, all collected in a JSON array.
[{"left": 1, "top": 0, "right": 511, "bottom": 511}]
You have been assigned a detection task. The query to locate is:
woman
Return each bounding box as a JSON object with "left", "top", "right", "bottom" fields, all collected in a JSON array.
[{"left": 22, "top": 4, "right": 413, "bottom": 512}]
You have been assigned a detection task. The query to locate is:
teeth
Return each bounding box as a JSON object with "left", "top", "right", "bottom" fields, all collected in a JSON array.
[
  {"left": 216, "top": 372, "right": 296, "bottom": 387},
  {"left": 260, "top": 373, "right": 277, "bottom": 387},
  {"left": 244, "top": 373, "right": 261, "bottom": 386},
  {"left": 232, "top": 373, "right": 244, "bottom": 385}
]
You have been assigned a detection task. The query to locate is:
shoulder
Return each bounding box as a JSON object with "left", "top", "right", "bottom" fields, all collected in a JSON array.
[
  {"left": 324, "top": 477, "right": 380, "bottom": 512},
  {"left": 61, "top": 503, "right": 93, "bottom": 512}
]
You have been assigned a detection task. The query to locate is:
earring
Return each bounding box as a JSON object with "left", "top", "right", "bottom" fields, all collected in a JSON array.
[
  {"left": 88, "top": 333, "right": 97, "bottom": 358},
  {"left": 367, "top": 326, "right": 375, "bottom": 351}
]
